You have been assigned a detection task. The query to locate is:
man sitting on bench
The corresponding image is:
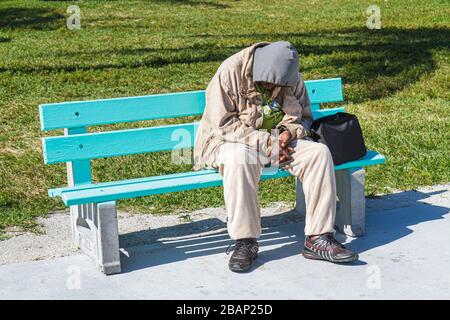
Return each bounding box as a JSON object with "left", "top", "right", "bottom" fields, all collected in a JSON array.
[{"left": 193, "top": 41, "right": 359, "bottom": 272}]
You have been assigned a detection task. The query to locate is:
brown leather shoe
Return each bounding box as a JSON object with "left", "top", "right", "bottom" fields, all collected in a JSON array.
[
  {"left": 226, "top": 238, "right": 259, "bottom": 272},
  {"left": 303, "top": 233, "right": 358, "bottom": 263}
]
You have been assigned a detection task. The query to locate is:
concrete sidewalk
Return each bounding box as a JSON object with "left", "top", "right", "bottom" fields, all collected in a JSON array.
[{"left": 0, "top": 185, "right": 449, "bottom": 299}]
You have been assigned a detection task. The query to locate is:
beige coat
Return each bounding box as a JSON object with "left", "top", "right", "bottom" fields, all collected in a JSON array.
[{"left": 193, "top": 42, "right": 312, "bottom": 170}]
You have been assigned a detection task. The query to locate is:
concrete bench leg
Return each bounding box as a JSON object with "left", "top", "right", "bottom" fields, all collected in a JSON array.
[
  {"left": 295, "top": 167, "right": 366, "bottom": 237},
  {"left": 69, "top": 201, "right": 121, "bottom": 275},
  {"left": 335, "top": 168, "right": 366, "bottom": 237}
]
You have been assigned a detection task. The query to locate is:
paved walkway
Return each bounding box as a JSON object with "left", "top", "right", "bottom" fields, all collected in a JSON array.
[{"left": 0, "top": 185, "right": 449, "bottom": 299}]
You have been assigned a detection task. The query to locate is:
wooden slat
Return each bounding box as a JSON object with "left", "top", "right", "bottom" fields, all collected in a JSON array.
[
  {"left": 65, "top": 127, "right": 92, "bottom": 186},
  {"left": 39, "top": 78, "right": 343, "bottom": 131},
  {"left": 60, "top": 172, "right": 222, "bottom": 206},
  {"left": 60, "top": 168, "right": 292, "bottom": 206},
  {"left": 312, "top": 107, "right": 346, "bottom": 120},
  {"left": 39, "top": 91, "right": 206, "bottom": 131},
  {"left": 42, "top": 122, "right": 199, "bottom": 164},
  {"left": 310, "top": 103, "right": 320, "bottom": 112},
  {"left": 48, "top": 169, "right": 217, "bottom": 197},
  {"left": 305, "top": 78, "right": 343, "bottom": 104},
  {"left": 52, "top": 150, "right": 385, "bottom": 206},
  {"left": 334, "top": 150, "right": 385, "bottom": 170}
]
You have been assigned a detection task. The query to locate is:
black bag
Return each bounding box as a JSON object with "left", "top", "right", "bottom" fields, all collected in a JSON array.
[{"left": 310, "top": 112, "right": 367, "bottom": 165}]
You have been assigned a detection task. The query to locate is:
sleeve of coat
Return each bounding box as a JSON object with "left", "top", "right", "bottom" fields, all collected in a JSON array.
[
  {"left": 206, "top": 70, "right": 276, "bottom": 157},
  {"left": 293, "top": 73, "right": 312, "bottom": 121},
  {"left": 276, "top": 73, "right": 311, "bottom": 140}
]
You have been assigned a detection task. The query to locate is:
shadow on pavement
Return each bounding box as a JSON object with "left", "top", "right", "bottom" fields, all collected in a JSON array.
[{"left": 119, "top": 188, "right": 448, "bottom": 273}]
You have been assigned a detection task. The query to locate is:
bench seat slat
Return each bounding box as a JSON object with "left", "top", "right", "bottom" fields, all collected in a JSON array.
[
  {"left": 53, "top": 150, "right": 385, "bottom": 206},
  {"left": 334, "top": 150, "right": 385, "bottom": 170},
  {"left": 48, "top": 169, "right": 217, "bottom": 197}
]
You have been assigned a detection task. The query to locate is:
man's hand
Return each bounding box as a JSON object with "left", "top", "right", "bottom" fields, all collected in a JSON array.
[
  {"left": 279, "top": 130, "right": 292, "bottom": 149},
  {"left": 278, "top": 130, "right": 294, "bottom": 164}
]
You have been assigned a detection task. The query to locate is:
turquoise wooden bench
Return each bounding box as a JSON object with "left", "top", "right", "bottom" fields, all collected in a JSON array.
[{"left": 39, "top": 77, "right": 385, "bottom": 275}]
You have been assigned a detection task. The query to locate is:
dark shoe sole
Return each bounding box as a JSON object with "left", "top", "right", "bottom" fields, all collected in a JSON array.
[
  {"left": 302, "top": 248, "right": 358, "bottom": 264},
  {"left": 228, "top": 253, "right": 258, "bottom": 273}
]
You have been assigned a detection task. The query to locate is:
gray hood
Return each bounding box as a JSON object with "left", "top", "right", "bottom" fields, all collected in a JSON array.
[{"left": 252, "top": 41, "right": 300, "bottom": 87}]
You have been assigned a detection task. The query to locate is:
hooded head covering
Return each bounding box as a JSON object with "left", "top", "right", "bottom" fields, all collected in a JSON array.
[{"left": 252, "top": 41, "right": 300, "bottom": 87}]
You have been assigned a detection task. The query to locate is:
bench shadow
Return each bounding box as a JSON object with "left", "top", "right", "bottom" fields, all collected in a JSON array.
[
  {"left": 346, "top": 189, "right": 449, "bottom": 255},
  {"left": 119, "top": 188, "right": 449, "bottom": 274}
]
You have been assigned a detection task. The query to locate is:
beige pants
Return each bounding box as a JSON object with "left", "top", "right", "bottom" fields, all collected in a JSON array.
[{"left": 217, "top": 139, "right": 336, "bottom": 239}]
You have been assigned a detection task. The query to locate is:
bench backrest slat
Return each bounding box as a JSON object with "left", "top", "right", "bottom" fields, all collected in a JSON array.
[
  {"left": 43, "top": 123, "right": 198, "bottom": 164},
  {"left": 305, "top": 78, "right": 342, "bottom": 107},
  {"left": 39, "top": 78, "right": 343, "bottom": 131},
  {"left": 39, "top": 91, "right": 206, "bottom": 131}
]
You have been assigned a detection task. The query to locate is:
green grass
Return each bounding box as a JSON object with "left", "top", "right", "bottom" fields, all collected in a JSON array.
[{"left": 0, "top": 0, "right": 449, "bottom": 234}]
